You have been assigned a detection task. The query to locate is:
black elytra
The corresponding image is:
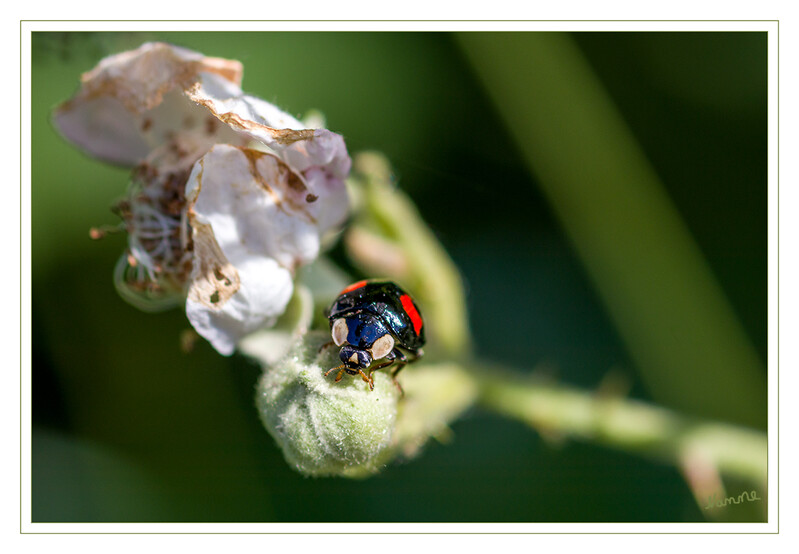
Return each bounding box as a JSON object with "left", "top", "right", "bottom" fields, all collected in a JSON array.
[{"left": 324, "top": 280, "right": 425, "bottom": 391}]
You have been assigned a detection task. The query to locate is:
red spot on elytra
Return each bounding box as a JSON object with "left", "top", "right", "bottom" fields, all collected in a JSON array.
[
  {"left": 400, "top": 294, "right": 423, "bottom": 335},
  {"left": 340, "top": 280, "right": 368, "bottom": 295}
]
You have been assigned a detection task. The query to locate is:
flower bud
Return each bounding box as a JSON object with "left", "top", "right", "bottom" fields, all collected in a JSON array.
[{"left": 256, "top": 332, "right": 400, "bottom": 477}]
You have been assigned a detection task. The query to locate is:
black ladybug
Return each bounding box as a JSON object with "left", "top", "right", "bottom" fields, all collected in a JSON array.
[{"left": 324, "top": 280, "right": 425, "bottom": 391}]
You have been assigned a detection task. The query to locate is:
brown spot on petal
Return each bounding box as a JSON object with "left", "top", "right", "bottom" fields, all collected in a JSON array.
[
  {"left": 68, "top": 44, "right": 243, "bottom": 115},
  {"left": 205, "top": 117, "right": 218, "bottom": 135},
  {"left": 213, "top": 266, "right": 232, "bottom": 286},
  {"left": 168, "top": 139, "right": 189, "bottom": 160},
  {"left": 239, "top": 148, "right": 275, "bottom": 197},
  {"left": 241, "top": 147, "right": 268, "bottom": 163},
  {"left": 270, "top": 128, "right": 316, "bottom": 145},
  {"left": 306, "top": 193, "right": 318, "bottom": 203},
  {"left": 287, "top": 170, "right": 306, "bottom": 192},
  {"left": 235, "top": 146, "right": 318, "bottom": 225},
  {"left": 187, "top": 220, "right": 241, "bottom": 309}
]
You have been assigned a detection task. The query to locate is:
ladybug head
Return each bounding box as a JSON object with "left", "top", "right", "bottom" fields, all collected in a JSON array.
[
  {"left": 339, "top": 345, "right": 372, "bottom": 370},
  {"left": 331, "top": 316, "right": 397, "bottom": 366}
]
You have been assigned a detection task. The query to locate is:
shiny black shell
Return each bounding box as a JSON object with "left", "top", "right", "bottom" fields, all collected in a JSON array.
[{"left": 326, "top": 280, "right": 425, "bottom": 351}]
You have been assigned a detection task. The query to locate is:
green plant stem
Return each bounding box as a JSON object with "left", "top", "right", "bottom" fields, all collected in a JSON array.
[
  {"left": 352, "top": 152, "right": 472, "bottom": 357},
  {"left": 469, "top": 362, "right": 766, "bottom": 488},
  {"left": 456, "top": 32, "right": 766, "bottom": 428}
]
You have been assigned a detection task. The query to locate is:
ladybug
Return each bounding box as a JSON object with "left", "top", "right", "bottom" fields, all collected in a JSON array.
[{"left": 324, "top": 280, "right": 425, "bottom": 391}]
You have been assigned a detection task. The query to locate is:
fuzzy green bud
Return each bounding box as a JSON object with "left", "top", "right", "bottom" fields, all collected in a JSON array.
[{"left": 256, "top": 331, "right": 400, "bottom": 477}]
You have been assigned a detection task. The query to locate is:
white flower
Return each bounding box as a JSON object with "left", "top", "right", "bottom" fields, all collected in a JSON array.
[{"left": 54, "top": 42, "right": 351, "bottom": 355}]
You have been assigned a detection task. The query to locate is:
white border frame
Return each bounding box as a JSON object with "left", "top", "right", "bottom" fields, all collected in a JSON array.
[{"left": 18, "top": 19, "right": 779, "bottom": 535}]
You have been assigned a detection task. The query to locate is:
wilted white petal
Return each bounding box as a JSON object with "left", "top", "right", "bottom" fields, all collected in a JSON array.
[
  {"left": 188, "top": 144, "right": 348, "bottom": 268},
  {"left": 302, "top": 166, "right": 350, "bottom": 233},
  {"left": 186, "top": 253, "right": 293, "bottom": 356},
  {"left": 184, "top": 143, "right": 347, "bottom": 353},
  {"left": 237, "top": 284, "right": 315, "bottom": 366},
  {"left": 54, "top": 42, "right": 244, "bottom": 166},
  {"left": 281, "top": 129, "right": 351, "bottom": 178},
  {"left": 186, "top": 75, "right": 310, "bottom": 146},
  {"left": 186, "top": 79, "right": 351, "bottom": 200},
  {"left": 55, "top": 42, "right": 353, "bottom": 355},
  {"left": 185, "top": 196, "right": 294, "bottom": 355}
]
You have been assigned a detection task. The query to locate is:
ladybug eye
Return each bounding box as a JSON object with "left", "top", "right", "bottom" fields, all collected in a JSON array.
[
  {"left": 370, "top": 334, "right": 394, "bottom": 360},
  {"left": 332, "top": 318, "right": 348, "bottom": 346}
]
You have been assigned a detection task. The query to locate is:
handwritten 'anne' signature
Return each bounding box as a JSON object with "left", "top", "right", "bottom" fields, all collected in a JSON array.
[{"left": 704, "top": 491, "right": 762, "bottom": 510}]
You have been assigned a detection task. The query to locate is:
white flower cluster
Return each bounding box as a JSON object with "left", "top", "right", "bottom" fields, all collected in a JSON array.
[{"left": 55, "top": 42, "right": 351, "bottom": 355}]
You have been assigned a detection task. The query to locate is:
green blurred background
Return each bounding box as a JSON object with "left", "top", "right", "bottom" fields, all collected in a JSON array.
[{"left": 31, "top": 31, "right": 767, "bottom": 522}]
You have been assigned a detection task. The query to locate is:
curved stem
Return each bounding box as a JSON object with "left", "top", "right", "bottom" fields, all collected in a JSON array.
[
  {"left": 349, "top": 152, "right": 472, "bottom": 357},
  {"left": 467, "top": 362, "right": 766, "bottom": 488}
]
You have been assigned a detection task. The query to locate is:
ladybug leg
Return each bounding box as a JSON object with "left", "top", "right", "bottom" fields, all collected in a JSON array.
[
  {"left": 317, "top": 340, "right": 335, "bottom": 354},
  {"left": 370, "top": 347, "right": 398, "bottom": 372},
  {"left": 369, "top": 360, "right": 404, "bottom": 396},
  {"left": 368, "top": 361, "right": 394, "bottom": 391},
  {"left": 387, "top": 348, "right": 421, "bottom": 395},
  {"left": 365, "top": 351, "right": 401, "bottom": 395},
  {"left": 391, "top": 365, "right": 407, "bottom": 395},
  {"left": 371, "top": 359, "right": 396, "bottom": 372},
  {"left": 324, "top": 364, "right": 374, "bottom": 391},
  {"left": 389, "top": 349, "right": 408, "bottom": 376},
  {"left": 357, "top": 369, "right": 375, "bottom": 391},
  {"left": 392, "top": 350, "right": 413, "bottom": 395},
  {"left": 387, "top": 349, "right": 409, "bottom": 396},
  {"left": 324, "top": 364, "right": 340, "bottom": 377},
  {"left": 324, "top": 364, "right": 347, "bottom": 382},
  {"left": 370, "top": 352, "right": 397, "bottom": 371}
]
